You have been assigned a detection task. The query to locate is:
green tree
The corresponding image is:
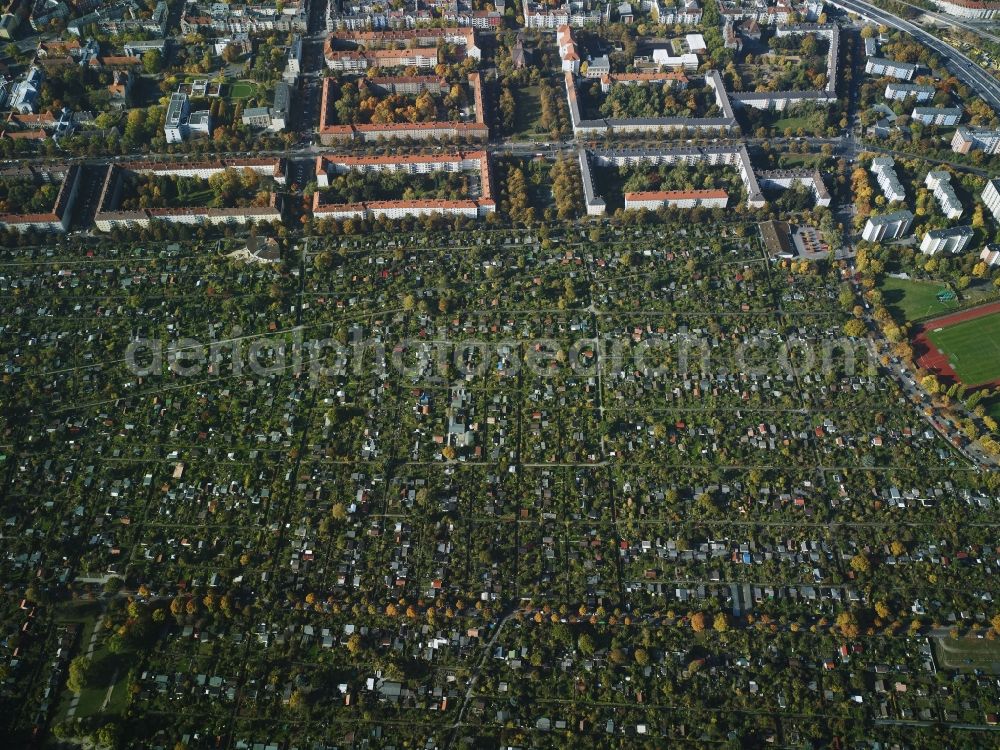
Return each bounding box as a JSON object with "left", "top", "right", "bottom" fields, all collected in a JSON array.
[
  {"left": 143, "top": 50, "right": 163, "bottom": 75},
  {"left": 67, "top": 656, "right": 92, "bottom": 693}
]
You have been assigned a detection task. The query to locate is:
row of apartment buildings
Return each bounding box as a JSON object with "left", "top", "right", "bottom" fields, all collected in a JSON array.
[
  {"left": 327, "top": 0, "right": 501, "bottom": 32},
  {"left": 0, "top": 164, "right": 81, "bottom": 233},
  {"left": 181, "top": 0, "right": 310, "bottom": 34},
  {"left": 924, "top": 171, "right": 963, "bottom": 220},
  {"left": 951, "top": 127, "right": 1000, "bottom": 155},
  {"left": 93, "top": 159, "right": 286, "bottom": 230},
  {"left": 564, "top": 69, "right": 739, "bottom": 136},
  {"left": 624, "top": 189, "right": 729, "bottom": 210},
  {"left": 311, "top": 151, "right": 495, "bottom": 221},
  {"left": 318, "top": 72, "right": 487, "bottom": 144},
  {"left": 578, "top": 145, "right": 768, "bottom": 213},
  {"left": 931, "top": 0, "right": 1000, "bottom": 19}
]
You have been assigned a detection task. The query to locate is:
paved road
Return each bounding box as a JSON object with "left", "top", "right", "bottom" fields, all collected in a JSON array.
[
  {"left": 828, "top": 0, "right": 1000, "bottom": 112},
  {"left": 869, "top": 0, "right": 1000, "bottom": 45}
]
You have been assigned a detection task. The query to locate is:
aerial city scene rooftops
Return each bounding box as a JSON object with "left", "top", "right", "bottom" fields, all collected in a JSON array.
[{"left": 1, "top": 0, "right": 1000, "bottom": 747}]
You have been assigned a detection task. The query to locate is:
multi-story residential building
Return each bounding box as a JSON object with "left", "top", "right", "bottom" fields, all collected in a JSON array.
[
  {"left": 284, "top": 36, "right": 302, "bottom": 83},
  {"left": 324, "top": 27, "right": 480, "bottom": 70},
  {"left": 585, "top": 145, "right": 765, "bottom": 209},
  {"left": 625, "top": 189, "right": 729, "bottom": 210},
  {"left": 523, "top": 0, "right": 569, "bottom": 26},
  {"left": 0, "top": 164, "right": 81, "bottom": 233},
  {"left": 318, "top": 73, "right": 488, "bottom": 144},
  {"left": 982, "top": 178, "right": 1000, "bottom": 222},
  {"left": 911, "top": 106, "right": 962, "bottom": 126},
  {"left": 557, "top": 25, "right": 580, "bottom": 74},
  {"left": 925, "top": 171, "right": 963, "bottom": 219},
  {"left": 599, "top": 72, "right": 688, "bottom": 93},
  {"left": 885, "top": 83, "right": 935, "bottom": 102},
  {"left": 30, "top": 0, "right": 69, "bottom": 31},
  {"left": 870, "top": 157, "right": 906, "bottom": 203},
  {"left": 578, "top": 148, "right": 606, "bottom": 216},
  {"left": 920, "top": 225, "right": 973, "bottom": 255},
  {"left": 565, "top": 70, "right": 738, "bottom": 136},
  {"left": 443, "top": 8, "right": 502, "bottom": 28},
  {"left": 862, "top": 210, "right": 914, "bottom": 242},
  {"left": 69, "top": 0, "right": 169, "bottom": 36},
  {"left": 312, "top": 151, "right": 496, "bottom": 221},
  {"left": 728, "top": 23, "right": 839, "bottom": 110},
  {"left": 756, "top": 169, "right": 832, "bottom": 207},
  {"left": 980, "top": 245, "right": 1000, "bottom": 267},
  {"left": 719, "top": 0, "right": 822, "bottom": 24},
  {"left": 181, "top": 0, "right": 307, "bottom": 34},
  {"left": 951, "top": 126, "right": 1000, "bottom": 154},
  {"left": 931, "top": 0, "right": 1000, "bottom": 19},
  {"left": 93, "top": 159, "right": 285, "bottom": 230},
  {"left": 326, "top": 47, "right": 439, "bottom": 71},
  {"left": 652, "top": 0, "right": 702, "bottom": 24},
  {"left": 865, "top": 57, "right": 917, "bottom": 80}
]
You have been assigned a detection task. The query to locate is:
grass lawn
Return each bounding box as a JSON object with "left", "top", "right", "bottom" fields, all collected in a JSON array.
[
  {"left": 769, "top": 111, "right": 826, "bottom": 133},
  {"left": 229, "top": 81, "right": 258, "bottom": 99},
  {"left": 512, "top": 85, "right": 544, "bottom": 137},
  {"left": 880, "top": 276, "right": 958, "bottom": 323},
  {"left": 175, "top": 187, "right": 215, "bottom": 207},
  {"left": 933, "top": 635, "right": 1000, "bottom": 674},
  {"left": 985, "top": 397, "right": 1000, "bottom": 423},
  {"left": 64, "top": 642, "right": 132, "bottom": 720},
  {"left": 775, "top": 153, "right": 827, "bottom": 169},
  {"left": 927, "top": 313, "right": 1000, "bottom": 386}
]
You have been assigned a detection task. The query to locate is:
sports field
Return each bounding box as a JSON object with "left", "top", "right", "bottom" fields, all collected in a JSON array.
[
  {"left": 926, "top": 313, "right": 1000, "bottom": 386},
  {"left": 933, "top": 635, "right": 1000, "bottom": 674},
  {"left": 880, "top": 276, "right": 958, "bottom": 322},
  {"left": 229, "top": 81, "right": 258, "bottom": 99}
]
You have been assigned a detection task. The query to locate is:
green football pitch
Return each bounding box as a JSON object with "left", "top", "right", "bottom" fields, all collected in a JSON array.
[{"left": 927, "top": 313, "right": 1000, "bottom": 386}]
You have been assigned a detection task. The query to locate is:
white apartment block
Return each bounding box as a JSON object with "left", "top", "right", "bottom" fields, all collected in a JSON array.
[
  {"left": 523, "top": 0, "right": 569, "bottom": 27},
  {"left": 911, "top": 106, "right": 961, "bottom": 126},
  {"left": 932, "top": 0, "right": 1000, "bottom": 19},
  {"left": 624, "top": 189, "right": 729, "bottom": 210},
  {"left": 920, "top": 225, "right": 973, "bottom": 255},
  {"left": 925, "top": 171, "right": 963, "bottom": 219},
  {"left": 865, "top": 57, "right": 917, "bottom": 81},
  {"left": 870, "top": 157, "right": 906, "bottom": 203},
  {"left": 982, "top": 178, "right": 1000, "bottom": 222},
  {"left": 652, "top": 0, "right": 702, "bottom": 24},
  {"left": 862, "top": 210, "right": 914, "bottom": 242},
  {"left": 885, "top": 83, "right": 935, "bottom": 102},
  {"left": 951, "top": 127, "right": 1000, "bottom": 155}
]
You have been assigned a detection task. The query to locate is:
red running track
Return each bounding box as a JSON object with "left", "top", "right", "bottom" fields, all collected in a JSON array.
[{"left": 911, "top": 300, "right": 1000, "bottom": 387}]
